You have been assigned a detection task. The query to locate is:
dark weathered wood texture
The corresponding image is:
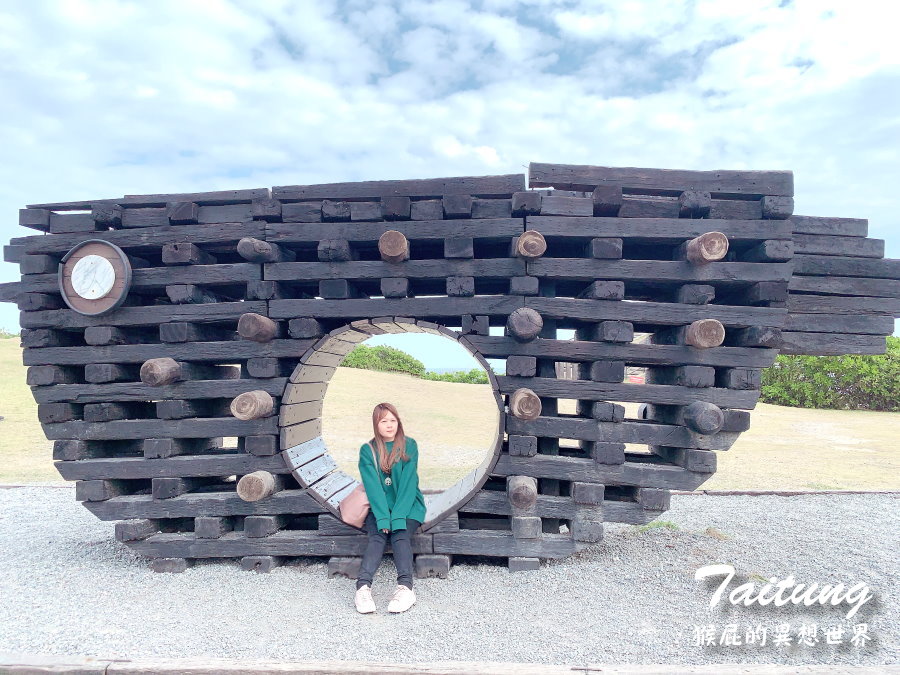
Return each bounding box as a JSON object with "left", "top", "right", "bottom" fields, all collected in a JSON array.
[{"left": 5, "top": 163, "right": 891, "bottom": 571}]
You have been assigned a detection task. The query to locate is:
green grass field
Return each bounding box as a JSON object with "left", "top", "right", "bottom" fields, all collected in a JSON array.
[{"left": 1, "top": 336, "right": 898, "bottom": 490}]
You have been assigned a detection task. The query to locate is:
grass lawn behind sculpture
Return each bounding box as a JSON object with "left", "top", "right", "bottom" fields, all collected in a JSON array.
[{"left": 1, "top": 337, "right": 897, "bottom": 490}]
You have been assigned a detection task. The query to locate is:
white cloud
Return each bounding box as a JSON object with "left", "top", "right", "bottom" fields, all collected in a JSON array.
[{"left": 0, "top": 0, "right": 898, "bottom": 336}]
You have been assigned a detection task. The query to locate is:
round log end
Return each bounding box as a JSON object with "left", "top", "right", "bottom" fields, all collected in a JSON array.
[
  {"left": 506, "top": 307, "right": 543, "bottom": 342},
  {"left": 236, "top": 237, "right": 271, "bottom": 261},
  {"left": 510, "top": 388, "right": 541, "bottom": 420},
  {"left": 237, "top": 470, "right": 277, "bottom": 502},
  {"left": 516, "top": 230, "right": 547, "bottom": 259},
  {"left": 378, "top": 230, "right": 409, "bottom": 263},
  {"left": 686, "top": 231, "right": 729, "bottom": 264},
  {"left": 507, "top": 475, "right": 538, "bottom": 509},
  {"left": 683, "top": 401, "right": 724, "bottom": 435},
  {"left": 685, "top": 319, "right": 725, "bottom": 348},
  {"left": 140, "top": 357, "right": 180, "bottom": 386},
  {"left": 237, "top": 313, "right": 278, "bottom": 343},
  {"left": 231, "top": 390, "right": 275, "bottom": 420}
]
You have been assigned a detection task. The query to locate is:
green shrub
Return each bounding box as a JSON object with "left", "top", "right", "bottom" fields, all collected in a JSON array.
[
  {"left": 421, "top": 368, "right": 490, "bottom": 384},
  {"left": 0, "top": 329, "right": 19, "bottom": 339},
  {"left": 341, "top": 345, "right": 492, "bottom": 384},
  {"left": 342, "top": 344, "right": 425, "bottom": 377},
  {"left": 760, "top": 336, "right": 899, "bottom": 411}
]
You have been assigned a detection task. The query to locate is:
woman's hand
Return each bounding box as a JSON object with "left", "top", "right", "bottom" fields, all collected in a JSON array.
[{"left": 381, "top": 528, "right": 389, "bottom": 534}]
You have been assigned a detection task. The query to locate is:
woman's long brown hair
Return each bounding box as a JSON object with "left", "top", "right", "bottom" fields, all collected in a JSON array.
[{"left": 370, "top": 402, "right": 408, "bottom": 473}]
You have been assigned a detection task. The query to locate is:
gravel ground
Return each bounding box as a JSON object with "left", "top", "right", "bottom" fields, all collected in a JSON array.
[{"left": 0, "top": 486, "right": 896, "bottom": 667}]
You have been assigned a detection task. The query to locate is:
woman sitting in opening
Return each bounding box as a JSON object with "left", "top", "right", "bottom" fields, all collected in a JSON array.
[{"left": 354, "top": 402, "right": 426, "bottom": 614}]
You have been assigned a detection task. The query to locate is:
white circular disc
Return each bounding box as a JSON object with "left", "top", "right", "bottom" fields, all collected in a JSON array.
[{"left": 71, "top": 255, "right": 116, "bottom": 300}]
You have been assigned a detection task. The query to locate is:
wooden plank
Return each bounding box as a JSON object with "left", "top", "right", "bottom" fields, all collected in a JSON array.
[
  {"left": 528, "top": 259, "right": 792, "bottom": 284},
  {"left": 280, "top": 418, "right": 322, "bottom": 448},
  {"left": 789, "top": 215, "right": 868, "bottom": 237},
  {"left": 278, "top": 400, "right": 323, "bottom": 426},
  {"left": 784, "top": 313, "right": 894, "bottom": 335},
  {"left": 20, "top": 263, "right": 261, "bottom": 294},
  {"left": 527, "top": 216, "right": 791, "bottom": 241},
  {"left": 525, "top": 297, "right": 786, "bottom": 329},
  {"left": 270, "top": 296, "right": 524, "bottom": 320},
  {"left": 493, "top": 455, "right": 709, "bottom": 491},
  {"left": 307, "top": 470, "right": 354, "bottom": 502},
  {"left": 265, "top": 259, "right": 525, "bottom": 281},
  {"left": 619, "top": 196, "right": 679, "bottom": 218},
  {"left": 539, "top": 195, "right": 592, "bottom": 217},
  {"left": 43, "top": 417, "right": 277, "bottom": 441},
  {"left": 282, "top": 382, "right": 328, "bottom": 405},
  {"left": 505, "top": 416, "right": 739, "bottom": 450},
  {"left": 789, "top": 275, "right": 900, "bottom": 298},
  {"left": 32, "top": 378, "right": 286, "bottom": 404},
  {"left": 462, "top": 491, "right": 653, "bottom": 524},
  {"left": 496, "top": 376, "right": 759, "bottom": 408},
  {"left": 128, "top": 530, "right": 433, "bottom": 558},
  {"left": 708, "top": 199, "right": 762, "bottom": 220},
  {"left": 528, "top": 162, "right": 793, "bottom": 198},
  {"left": 21, "top": 301, "right": 268, "bottom": 329},
  {"left": 55, "top": 453, "right": 286, "bottom": 480},
  {"left": 18, "top": 208, "right": 51, "bottom": 231},
  {"left": 48, "top": 213, "right": 104, "bottom": 234},
  {"left": 197, "top": 204, "right": 253, "bottom": 223},
  {"left": 121, "top": 208, "right": 168, "bottom": 229},
  {"left": 786, "top": 294, "right": 900, "bottom": 317},
  {"left": 83, "top": 488, "right": 324, "bottom": 520},
  {"left": 432, "top": 530, "right": 576, "bottom": 558},
  {"left": 22, "top": 339, "right": 312, "bottom": 366},
  {"left": 267, "top": 218, "right": 522, "bottom": 243},
  {"left": 0, "top": 282, "right": 22, "bottom": 303},
  {"left": 792, "top": 254, "right": 900, "bottom": 280},
  {"left": 295, "top": 454, "right": 337, "bottom": 485},
  {"left": 22, "top": 222, "right": 265, "bottom": 255},
  {"left": 4, "top": 244, "right": 26, "bottom": 263},
  {"left": 122, "top": 188, "right": 269, "bottom": 207},
  {"left": 282, "top": 436, "right": 328, "bottom": 469},
  {"left": 779, "top": 332, "right": 887, "bottom": 356},
  {"left": 472, "top": 198, "right": 512, "bottom": 219},
  {"left": 793, "top": 233, "right": 884, "bottom": 258},
  {"left": 273, "top": 174, "right": 525, "bottom": 200}
]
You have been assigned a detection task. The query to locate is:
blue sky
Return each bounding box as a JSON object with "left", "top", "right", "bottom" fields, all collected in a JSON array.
[{"left": 1, "top": 0, "right": 897, "bottom": 366}]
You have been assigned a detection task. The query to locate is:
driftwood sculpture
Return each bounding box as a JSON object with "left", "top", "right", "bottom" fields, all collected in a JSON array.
[{"left": 2, "top": 162, "right": 896, "bottom": 576}]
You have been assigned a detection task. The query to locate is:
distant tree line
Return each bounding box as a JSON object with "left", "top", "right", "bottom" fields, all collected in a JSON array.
[{"left": 342, "top": 344, "right": 491, "bottom": 384}]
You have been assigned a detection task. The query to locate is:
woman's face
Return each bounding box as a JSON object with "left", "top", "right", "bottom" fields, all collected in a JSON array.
[{"left": 377, "top": 411, "right": 398, "bottom": 441}]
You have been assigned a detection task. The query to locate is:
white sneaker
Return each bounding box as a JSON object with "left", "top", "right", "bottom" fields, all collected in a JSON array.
[
  {"left": 354, "top": 585, "right": 376, "bottom": 614},
  {"left": 387, "top": 584, "right": 416, "bottom": 613}
]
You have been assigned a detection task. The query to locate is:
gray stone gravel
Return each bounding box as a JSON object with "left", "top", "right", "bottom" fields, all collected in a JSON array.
[{"left": 0, "top": 486, "right": 896, "bottom": 667}]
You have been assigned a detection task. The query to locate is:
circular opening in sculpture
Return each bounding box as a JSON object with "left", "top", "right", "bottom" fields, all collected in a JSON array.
[{"left": 280, "top": 320, "right": 504, "bottom": 530}]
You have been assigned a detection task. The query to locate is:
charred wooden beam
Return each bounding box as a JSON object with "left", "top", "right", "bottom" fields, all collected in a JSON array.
[
  {"left": 678, "top": 191, "right": 711, "bottom": 218},
  {"left": 512, "top": 192, "right": 541, "bottom": 217},
  {"left": 162, "top": 243, "right": 216, "bottom": 265}
]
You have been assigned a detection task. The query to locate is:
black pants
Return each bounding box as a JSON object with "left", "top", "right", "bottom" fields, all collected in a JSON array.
[{"left": 356, "top": 512, "right": 421, "bottom": 590}]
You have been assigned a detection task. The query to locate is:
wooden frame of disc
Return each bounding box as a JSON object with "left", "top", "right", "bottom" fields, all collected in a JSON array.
[{"left": 58, "top": 240, "right": 133, "bottom": 315}]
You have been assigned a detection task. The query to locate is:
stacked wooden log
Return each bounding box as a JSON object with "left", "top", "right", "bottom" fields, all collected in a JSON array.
[
  {"left": 1, "top": 164, "right": 894, "bottom": 576},
  {"left": 782, "top": 216, "right": 898, "bottom": 355}
]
